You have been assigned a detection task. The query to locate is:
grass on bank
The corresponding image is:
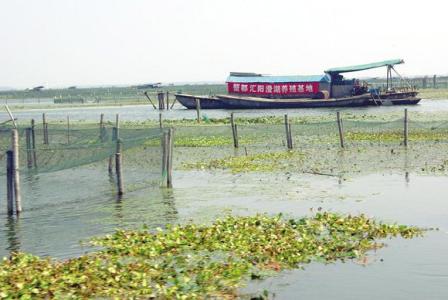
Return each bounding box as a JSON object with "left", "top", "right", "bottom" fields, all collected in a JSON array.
[{"left": 0, "top": 212, "right": 424, "bottom": 299}]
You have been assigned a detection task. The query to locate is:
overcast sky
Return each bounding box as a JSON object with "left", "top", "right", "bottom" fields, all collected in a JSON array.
[{"left": 1, "top": 0, "right": 447, "bottom": 88}]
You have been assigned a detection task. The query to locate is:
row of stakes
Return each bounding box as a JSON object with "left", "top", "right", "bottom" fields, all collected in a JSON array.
[
  {"left": 226, "top": 109, "right": 409, "bottom": 150},
  {"left": 5, "top": 108, "right": 410, "bottom": 216},
  {"left": 5, "top": 113, "right": 174, "bottom": 216}
]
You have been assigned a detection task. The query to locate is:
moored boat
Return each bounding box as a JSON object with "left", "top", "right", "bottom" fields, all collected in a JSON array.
[
  {"left": 215, "top": 94, "right": 371, "bottom": 109},
  {"left": 175, "top": 59, "right": 421, "bottom": 109},
  {"left": 175, "top": 94, "right": 225, "bottom": 109}
]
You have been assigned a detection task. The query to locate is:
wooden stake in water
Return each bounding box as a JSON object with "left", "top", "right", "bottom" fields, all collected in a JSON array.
[
  {"left": 158, "top": 92, "right": 165, "bottom": 110},
  {"left": 161, "top": 131, "right": 168, "bottom": 186},
  {"left": 109, "top": 121, "right": 119, "bottom": 174},
  {"left": 114, "top": 113, "right": 120, "bottom": 141},
  {"left": 159, "top": 112, "right": 163, "bottom": 129},
  {"left": 6, "top": 150, "right": 14, "bottom": 215},
  {"left": 404, "top": 108, "right": 408, "bottom": 147},
  {"left": 25, "top": 128, "right": 33, "bottom": 168},
  {"left": 42, "top": 113, "right": 48, "bottom": 144},
  {"left": 284, "top": 114, "right": 293, "bottom": 149},
  {"left": 288, "top": 123, "right": 293, "bottom": 149},
  {"left": 31, "top": 119, "right": 37, "bottom": 167},
  {"left": 144, "top": 91, "right": 157, "bottom": 109},
  {"left": 115, "top": 139, "right": 124, "bottom": 195},
  {"left": 195, "top": 98, "right": 201, "bottom": 123},
  {"left": 11, "top": 129, "right": 22, "bottom": 213},
  {"left": 337, "top": 112, "right": 345, "bottom": 148},
  {"left": 166, "top": 91, "right": 170, "bottom": 110},
  {"left": 230, "top": 113, "right": 239, "bottom": 148},
  {"left": 99, "top": 113, "right": 105, "bottom": 141},
  {"left": 166, "top": 128, "right": 174, "bottom": 188}
]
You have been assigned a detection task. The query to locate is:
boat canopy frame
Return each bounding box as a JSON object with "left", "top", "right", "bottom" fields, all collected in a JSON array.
[
  {"left": 324, "top": 59, "right": 404, "bottom": 75},
  {"left": 324, "top": 59, "right": 411, "bottom": 96}
]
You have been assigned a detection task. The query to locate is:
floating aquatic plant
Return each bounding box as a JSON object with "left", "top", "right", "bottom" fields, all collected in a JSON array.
[
  {"left": 0, "top": 212, "right": 424, "bottom": 299},
  {"left": 183, "top": 151, "right": 304, "bottom": 173}
]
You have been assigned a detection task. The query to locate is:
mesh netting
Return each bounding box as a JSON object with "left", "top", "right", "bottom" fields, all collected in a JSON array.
[
  {"left": 171, "top": 117, "right": 448, "bottom": 176},
  {"left": 0, "top": 123, "right": 164, "bottom": 176},
  {"left": 2, "top": 117, "right": 448, "bottom": 177}
]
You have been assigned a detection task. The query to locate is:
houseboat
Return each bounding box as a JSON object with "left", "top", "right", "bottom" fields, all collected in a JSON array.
[{"left": 175, "top": 59, "right": 420, "bottom": 109}]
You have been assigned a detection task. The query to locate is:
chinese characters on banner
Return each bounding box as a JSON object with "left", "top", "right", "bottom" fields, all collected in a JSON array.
[{"left": 227, "top": 82, "right": 319, "bottom": 95}]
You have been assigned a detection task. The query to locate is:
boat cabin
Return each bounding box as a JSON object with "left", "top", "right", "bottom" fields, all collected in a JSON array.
[
  {"left": 226, "top": 59, "right": 405, "bottom": 99},
  {"left": 226, "top": 73, "right": 331, "bottom": 99}
]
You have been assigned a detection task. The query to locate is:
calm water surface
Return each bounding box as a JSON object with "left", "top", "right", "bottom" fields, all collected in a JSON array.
[
  {"left": 0, "top": 166, "right": 447, "bottom": 298},
  {"left": 0, "top": 101, "right": 448, "bottom": 298},
  {"left": 1, "top": 99, "right": 448, "bottom": 122}
]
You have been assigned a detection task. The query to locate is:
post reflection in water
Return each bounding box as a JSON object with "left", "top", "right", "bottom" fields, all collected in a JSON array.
[
  {"left": 404, "top": 148, "right": 410, "bottom": 184},
  {"left": 5, "top": 216, "right": 21, "bottom": 254},
  {"left": 160, "top": 188, "right": 178, "bottom": 223}
]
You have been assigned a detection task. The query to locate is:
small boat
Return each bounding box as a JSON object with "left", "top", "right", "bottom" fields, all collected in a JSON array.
[
  {"left": 215, "top": 94, "right": 371, "bottom": 109},
  {"left": 175, "top": 94, "right": 225, "bottom": 109},
  {"left": 175, "top": 59, "right": 421, "bottom": 109}
]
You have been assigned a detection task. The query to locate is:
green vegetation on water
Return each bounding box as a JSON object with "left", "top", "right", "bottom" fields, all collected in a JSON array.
[
  {"left": 0, "top": 212, "right": 424, "bottom": 299},
  {"left": 183, "top": 151, "right": 304, "bottom": 173}
]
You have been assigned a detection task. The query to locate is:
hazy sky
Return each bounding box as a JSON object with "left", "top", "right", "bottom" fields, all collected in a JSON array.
[{"left": 1, "top": 0, "right": 447, "bottom": 88}]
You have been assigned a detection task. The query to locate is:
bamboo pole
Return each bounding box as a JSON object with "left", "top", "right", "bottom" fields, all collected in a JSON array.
[
  {"left": 44, "top": 123, "right": 49, "bottom": 144},
  {"left": 195, "top": 98, "right": 201, "bottom": 123},
  {"left": 170, "top": 95, "right": 177, "bottom": 109},
  {"left": 230, "top": 113, "right": 239, "bottom": 148},
  {"left": 115, "top": 113, "right": 120, "bottom": 140},
  {"left": 31, "top": 119, "right": 37, "bottom": 167},
  {"left": 99, "top": 113, "right": 105, "bottom": 141},
  {"left": 284, "top": 114, "right": 292, "bottom": 149},
  {"left": 143, "top": 91, "right": 157, "bottom": 109},
  {"left": 158, "top": 92, "right": 165, "bottom": 110},
  {"left": 25, "top": 128, "right": 32, "bottom": 168},
  {"left": 404, "top": 108, "right": 408, "bottom": 147},
  {"left": 288, "top": 123, "right": 293, "bottom": 149},
  {"left": 11, "top": 129, "right": 22, "bottom": 213},
  {"left": 337, "top": 112, "right": 345, "bottom": 148},
  {"left": 42, "top": 113, "right": 47, "bottom": 144},
  {"left": 161, "top": 131, "right": 168, "bottom": 186},
  {"left": 166, "top": 91, "right": 170, "bottom": 110},
  {"left": 6, "top": 150, "right": 14, "bottom": 215},
  {"left": 115, "top": 139, "right": 124, "bottom": 195},
  {"left": 166, "top": 128, "right": 174, "bottom": 188}
]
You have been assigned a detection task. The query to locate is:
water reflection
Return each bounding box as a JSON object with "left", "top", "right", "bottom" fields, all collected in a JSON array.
[{"left": 4, "top": 216, "right": 20, "bottom": 254}]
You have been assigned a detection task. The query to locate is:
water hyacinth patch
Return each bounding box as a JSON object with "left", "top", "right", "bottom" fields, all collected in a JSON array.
[
  {"left": 183, "top": 151, "right": 304, "bottom": 173},
  {"left": 0, "top": 212, "right": 424, "bottom": 299}
]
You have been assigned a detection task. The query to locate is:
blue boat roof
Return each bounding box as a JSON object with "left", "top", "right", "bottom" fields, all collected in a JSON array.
[{"left": 227, "top": 74, "right": 331, "bottom": 83}]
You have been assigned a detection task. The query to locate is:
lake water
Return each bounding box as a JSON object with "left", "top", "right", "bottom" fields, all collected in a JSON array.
[
  {"left": 1, "top": 99, "right": 448, "bottom": 123},
  {"left": 1, "top": 101, "right": 448, "bottom": 298},
  {"left": 0, "top": 165, "right": 447, "bottom": 298}
]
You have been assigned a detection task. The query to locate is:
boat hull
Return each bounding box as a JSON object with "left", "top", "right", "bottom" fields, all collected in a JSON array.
[
  {"left": 215, "top": 94, "right": 371, "bottom": 109},
  {"left": 175, "top": 94, "right": 225, "bottom": 109},
  {"left": 369, "top": 91, "right": 421, "bottom": 106}
]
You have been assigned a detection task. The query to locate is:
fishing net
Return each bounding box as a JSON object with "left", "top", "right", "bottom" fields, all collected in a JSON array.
[
  {"left": 0, "top": 123, "right": 164, "bottom": 177},
  {"left": 171, "top": 116, "right": 448, "bottom": 176}
]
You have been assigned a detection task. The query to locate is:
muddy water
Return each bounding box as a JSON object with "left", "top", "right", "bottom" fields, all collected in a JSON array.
[
  {"left": 1, "top": 99, "right": 448, "bottom": 122},
  {"left": 0, "top": 164, "right": 447, "bottom": 298}
]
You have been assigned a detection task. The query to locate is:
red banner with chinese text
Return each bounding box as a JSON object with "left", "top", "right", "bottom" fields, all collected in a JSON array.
[{"left": 227, "top": 82, "right": 319, "bottom": 95}]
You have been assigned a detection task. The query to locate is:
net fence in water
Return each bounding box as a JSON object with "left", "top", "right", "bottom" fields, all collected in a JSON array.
[
  {"left": 173, "top": 117, "right": 448, "bottom": 150},
  {"left": 0, "top": 123, "right": 164, "bottom": 176},
  {"left": 2, "top": 116, "right": 448, "bottom": 175},
  {"left": 172, "top": 117, "right": 448, "bottom": 176}
]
